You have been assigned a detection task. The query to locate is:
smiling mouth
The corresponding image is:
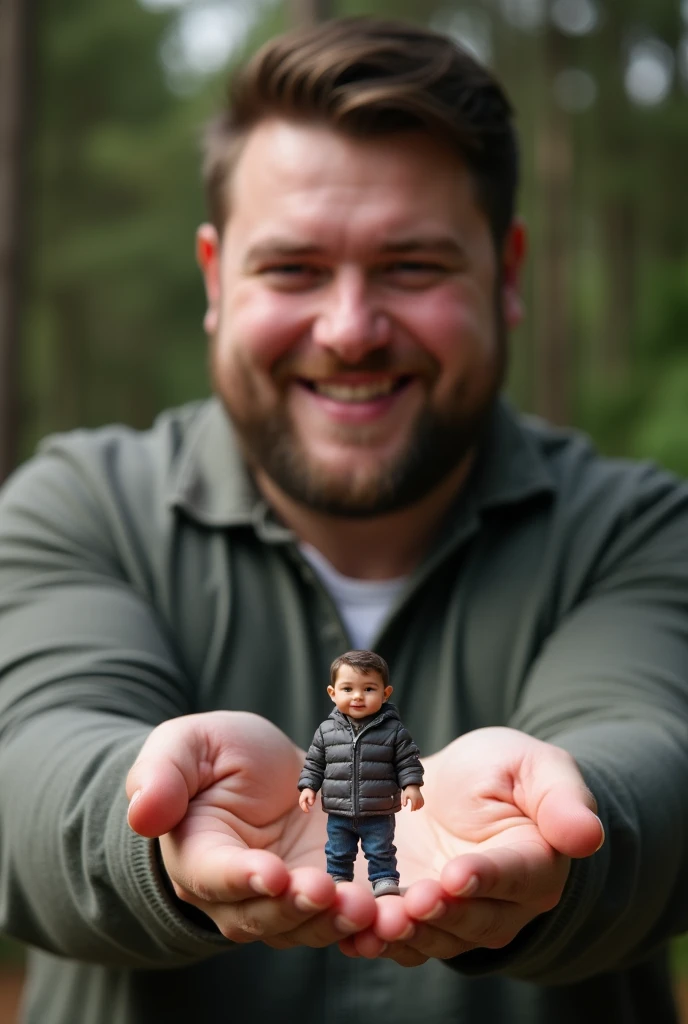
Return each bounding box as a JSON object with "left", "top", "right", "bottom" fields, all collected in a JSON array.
[{"left": 300, "top": 376, "right": 412, "bottom": 402}]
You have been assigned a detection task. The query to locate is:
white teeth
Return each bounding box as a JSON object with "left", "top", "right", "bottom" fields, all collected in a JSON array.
[{"left": 312, "top": 380, "right": 396, "bottom": 402}]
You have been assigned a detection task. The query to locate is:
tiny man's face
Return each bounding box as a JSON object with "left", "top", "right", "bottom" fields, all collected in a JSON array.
[
  {"left": 327, "top": 668, "right": 393, "bottom": 719},
  {"left": 199, "top": 118, "right": 525, "bottom": 516}
]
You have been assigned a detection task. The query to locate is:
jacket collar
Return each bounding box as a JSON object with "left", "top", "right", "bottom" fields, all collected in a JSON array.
[
  {"left": 166, "top": 396, "right": 555, "bottom": 539},
  {"left": 329, "top": 703, "right": 401, "bottom": 731}
]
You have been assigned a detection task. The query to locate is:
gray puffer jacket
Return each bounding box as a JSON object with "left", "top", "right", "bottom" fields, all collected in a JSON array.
[{"left": 298, "top": 703, "right": 424, "bottom": 817}]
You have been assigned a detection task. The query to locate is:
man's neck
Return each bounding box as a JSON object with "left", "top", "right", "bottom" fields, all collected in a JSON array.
[{"left": 254, "top": 455, "right": 473, "bottom": 580}]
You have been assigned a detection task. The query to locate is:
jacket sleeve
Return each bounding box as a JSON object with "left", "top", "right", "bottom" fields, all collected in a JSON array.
[
  {"left": 297, "top": 727, "right": 326, "bottom": 792},
  {"left": 0, "top": 443, "right": 230, "bottom": 968},
  {"left": 450, "top": 462, "right": 688, "bottom": 985},
  {"left": 394, "top": 726, "right": 424, "bottom": 788}
]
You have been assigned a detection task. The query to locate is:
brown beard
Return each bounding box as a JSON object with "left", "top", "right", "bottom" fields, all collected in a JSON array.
[{"left": 212, "top": 309, "right": 507, "bottom": 519}]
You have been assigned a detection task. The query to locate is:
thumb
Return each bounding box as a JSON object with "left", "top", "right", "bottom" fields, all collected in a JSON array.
[
  {"left": 536, "top": 780, "right": 604, "bottom": 859},
  {"left": 126, "top": 717, "right": 207, "bottom": 838}
]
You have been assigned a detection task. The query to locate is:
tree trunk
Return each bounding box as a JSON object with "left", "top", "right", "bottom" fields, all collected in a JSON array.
[
  {"left": 0, "top": 0, "right": 29, "bottom": 483},
  {"left": 533, "top": 27, "right": 574, "bottom": 426},
  {"left": 600, "top": 197, "right": 636, "bottom": 383}
]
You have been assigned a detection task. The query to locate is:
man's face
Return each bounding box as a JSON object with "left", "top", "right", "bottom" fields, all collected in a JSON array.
[
  {"left": 200, "top": 119, "right": 524, "bottom": 516},
  {"left": 327, "top": 667, "right": 393, "bottom": 719}
]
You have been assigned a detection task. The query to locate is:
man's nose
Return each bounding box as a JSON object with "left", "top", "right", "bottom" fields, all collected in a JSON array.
[{"left": 312, "top": 268, "right": 390, "bottom": 362}]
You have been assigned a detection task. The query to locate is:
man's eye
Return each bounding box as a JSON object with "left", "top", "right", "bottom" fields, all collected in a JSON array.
[
  {"left": 388, "top": 261, "right": 445, "bottom": 274},
  {"left": 380, "top": 261, "right": 450, "bottom": 286},
  {"left": 261, "top": 263, "right": 321, "bottom": 278},
  {"left": 258, "top": 264, "right": 326, "bottom": 291}
]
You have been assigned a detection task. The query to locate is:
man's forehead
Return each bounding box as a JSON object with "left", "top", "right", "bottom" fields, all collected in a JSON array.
[{"left": 228, "top": 118, "right": 476, "bottom": 220}]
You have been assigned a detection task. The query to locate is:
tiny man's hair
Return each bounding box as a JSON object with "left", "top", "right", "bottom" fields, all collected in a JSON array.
[{"left": 330, "top": 650, "right": 389, "bottom": 688}]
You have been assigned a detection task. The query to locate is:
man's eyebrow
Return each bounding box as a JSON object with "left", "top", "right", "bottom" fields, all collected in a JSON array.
[
  {"left": 381, "top": 236, "right": 466, "bottom": 257},
  {"left": 244, "top": 236, "right": 467, "bottom": 264},
  {"left": 244, "top": 240, "right": 324, "bottom": 264}
]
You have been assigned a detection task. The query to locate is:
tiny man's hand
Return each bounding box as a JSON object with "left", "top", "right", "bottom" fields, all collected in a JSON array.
[
  {"left": 126, "top": 713, "right": 375, "bottom": 951},
  {"left": 299, "top": 788, "right": 316, "bottom": 813},
  {"left": 402, "top": 785, "right": 424, "bottom": 811}
]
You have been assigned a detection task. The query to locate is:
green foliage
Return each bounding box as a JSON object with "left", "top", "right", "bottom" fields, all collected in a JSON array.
[{"left": 24, "top": 0, "right": 217, "bottom": 457}]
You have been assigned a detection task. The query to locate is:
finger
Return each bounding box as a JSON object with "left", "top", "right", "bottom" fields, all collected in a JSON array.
[
  {"left": 127, "top": 755, "right": 191, "bottom": 838},
  {"left": 403, "top": 923, "right": 475, "bottom": 960},
  {"left": 379, "top": 942, "right": 430, "bottom": 967},
  {"left": 351, "top": 932, "right": 388, "bottom": 959},
  {"left": 352, "top": 929, "right": 423, "bottom": 964},
  {"left": 403, "top": 880, "right": 533, "bottom": 952},
  {"left": 438, "top": 842, "right": 566, "bottom": 909},
  {"left": 401, "top": 879, "right": 448, "bottom": 923},
  {"left": 338, "top": 935, "right": 361, "bottom": 958},
  {"left": 518, "top": 745, "right": 603, "bottom": 858},
  {"left": 537, "top": 783, "right": 604, "bottom": 858},
  {"left": 370, "top": 893, "right": 415, "bottom": 943},
  {"left": 126, "top": 718, "right": 213, "bottom": 837},
  {"left": 265, "top": 880, "right": 377, "bottom": 949},
  {"left": 414, "top": 897, "right": 529, "bottom": 951},
  {"left": 165, "top": 841, "right": 291, "bottom": 905}
]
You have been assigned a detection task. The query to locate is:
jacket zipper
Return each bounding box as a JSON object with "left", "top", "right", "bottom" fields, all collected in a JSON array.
[{"left": 349, "top": 710, "right": 389, "bottom": 817}]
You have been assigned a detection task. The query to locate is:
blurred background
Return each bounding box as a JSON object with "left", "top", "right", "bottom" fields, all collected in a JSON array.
[{"left": 1, "top": 0, "right": 687, "bottom": 1016}]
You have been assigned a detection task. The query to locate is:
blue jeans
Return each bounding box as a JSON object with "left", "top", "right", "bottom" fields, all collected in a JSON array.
[{"left": 325, "top": 813, "right": 399, "bottom": 883}]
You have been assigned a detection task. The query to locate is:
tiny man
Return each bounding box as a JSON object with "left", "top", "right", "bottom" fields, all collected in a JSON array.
[{"left": 298, "top": 650, "right": 424, "bottom": 897}]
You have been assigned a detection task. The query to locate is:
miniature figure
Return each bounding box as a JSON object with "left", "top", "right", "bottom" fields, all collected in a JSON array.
[{"left": 298, "top": 649, "right": 424, "bottom": 897}]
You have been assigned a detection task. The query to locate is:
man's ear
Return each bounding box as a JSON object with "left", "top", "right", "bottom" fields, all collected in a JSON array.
[
  {"left": 500, "top": 219, "right": 527, "bottom": 329},
  {"left": 196, "top": 224, "right": 221, "bottom": 335}
]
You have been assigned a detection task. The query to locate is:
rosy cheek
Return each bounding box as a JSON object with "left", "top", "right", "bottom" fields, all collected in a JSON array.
[
  {"left": 225, "top": 288, "right": 309, "bottom": 367},
  {"left": 409, "top": 288, "right": 488, "bottom": 361}
]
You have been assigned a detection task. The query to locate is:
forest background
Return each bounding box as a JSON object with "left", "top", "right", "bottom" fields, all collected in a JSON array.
[{"left": 1, "top": 0, "right": 688, "bottom": 1007}]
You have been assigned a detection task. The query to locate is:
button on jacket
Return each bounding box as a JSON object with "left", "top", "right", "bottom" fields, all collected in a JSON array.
[{"left": 1, "top": 397, "right": 688, "bottom": 1024}]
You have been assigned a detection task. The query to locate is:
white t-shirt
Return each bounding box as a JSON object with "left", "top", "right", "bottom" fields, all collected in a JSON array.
[{"left": 299, "top": 543, "right": 408, "bottom": 650}]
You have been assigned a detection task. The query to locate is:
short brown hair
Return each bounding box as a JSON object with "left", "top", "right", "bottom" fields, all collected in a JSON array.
[
  {"left": 330, "top": 650, "right": 389, "bottom": 687},
  {"left": 202, "top": 17, "right": 518, "bottom": 247}
]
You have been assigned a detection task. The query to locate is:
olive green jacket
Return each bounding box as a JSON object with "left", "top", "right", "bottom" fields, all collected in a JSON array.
[{"left": 1, "top": 398, "right": 688, "bottom": 1024}]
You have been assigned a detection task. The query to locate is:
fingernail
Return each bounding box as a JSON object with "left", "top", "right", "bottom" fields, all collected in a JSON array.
[
  {"left": 249, "top": 875, "right": 279, "bottom": 897},
  {"left": 334, "top": 915, "right": 358, "bottom": 933},
  {"left": 398, "top": 923, "right": 415, "bottom": 941},
  {"left": 453, "top": 874, "right": 478, "bottom": 898},
  {"left": 127, "top": 790, "right": 141, "bottom": 822},
  {"left": 594, "top": 818, "right": 606, "bottom": 853},
  {"left": 379, "top": 942, "right": 389, "bottom": 953},
  {"left": 417, "top": 900, "right": 446, "bottom": 922},
  {"left": 294, "top": 893, "right": 328, "bottom": 913}
]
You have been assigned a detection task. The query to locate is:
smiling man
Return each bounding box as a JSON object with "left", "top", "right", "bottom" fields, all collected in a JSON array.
[{"left": 2, "top": 16, "right": 688, "bottom": 1024}]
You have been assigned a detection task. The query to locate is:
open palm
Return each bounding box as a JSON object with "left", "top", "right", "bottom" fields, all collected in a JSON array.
[{"left": 127, "top": 714, "right": 601, "bottom": 959}]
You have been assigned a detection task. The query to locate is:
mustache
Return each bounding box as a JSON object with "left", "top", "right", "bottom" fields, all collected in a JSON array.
[{"left": 271, "top": 347, "right": 438, "bottom": 381}]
